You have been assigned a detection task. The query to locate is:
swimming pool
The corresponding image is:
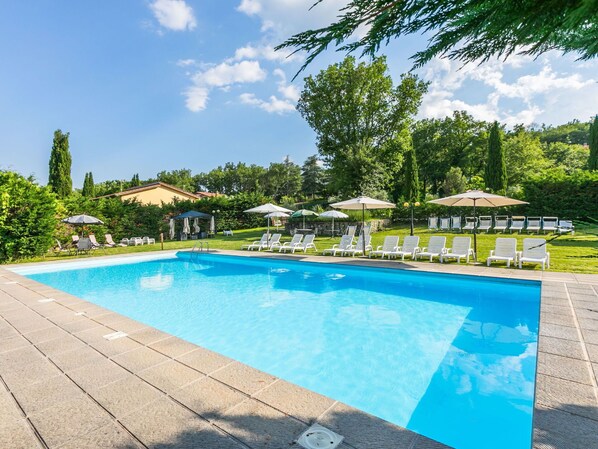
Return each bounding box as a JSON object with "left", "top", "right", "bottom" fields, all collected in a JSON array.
[{"left": 19, "top": 253, "right": 541, "bottom": 449}]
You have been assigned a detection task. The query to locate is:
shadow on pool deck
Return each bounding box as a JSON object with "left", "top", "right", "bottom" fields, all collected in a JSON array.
[{"left": 533, "top": 404, "right": 598, "bottom": 449}]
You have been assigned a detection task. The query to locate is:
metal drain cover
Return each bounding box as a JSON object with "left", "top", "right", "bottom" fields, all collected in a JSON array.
[{"left": 297, "top": 424, "right": 343, "bottom": 449}]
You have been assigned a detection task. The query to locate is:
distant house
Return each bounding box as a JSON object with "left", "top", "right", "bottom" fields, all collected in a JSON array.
[{"left": 97, "top": 182, "right": 200, "bottom": 205}]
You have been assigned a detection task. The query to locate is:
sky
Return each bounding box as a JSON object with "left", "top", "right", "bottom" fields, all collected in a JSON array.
[{"left": 1, "top": 0, "right": 597, "bottom": 188}]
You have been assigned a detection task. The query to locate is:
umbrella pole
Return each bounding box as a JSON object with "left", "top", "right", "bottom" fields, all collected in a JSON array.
[
  {"left": 362, "top": 205, "right": 366, "bottom": 255},
  {"left": 303, "top": 215, "right": 306, "bottom": 230},
  {"left": 332, "top": 217, "right": 335, "bottom": 238},
  {"left": 267, "top": 217, "right": 270, "bottom": 238},
  {"left": 473, "top": 200, "right": 477, "bottom": 262}
]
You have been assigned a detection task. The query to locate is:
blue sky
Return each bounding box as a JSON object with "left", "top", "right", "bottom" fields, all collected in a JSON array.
[{"left": 1, "top": 0, "right": 597, "bottom": 188}]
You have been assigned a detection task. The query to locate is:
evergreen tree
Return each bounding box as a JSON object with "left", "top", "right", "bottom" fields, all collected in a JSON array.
[
  {"left": 402, "top": 145, "right": 420, "bottom": 202},
  {"left": 484, "top": 122, "right": 507, "bottom": 193},
  {"left": 131, "top": 173, "right": 141, "bottom": 187},
  {"left": 589, "top": 116, "right": 598, "bottom": 171},
  {"left": 48, "top": 129, "right": 72, "bottom": 198},
  {"left": 82, "top": 172, "right": 95, "bottom": 197},
  {"left": 301, "top": 155, "right": 327, "bottom": 198}
]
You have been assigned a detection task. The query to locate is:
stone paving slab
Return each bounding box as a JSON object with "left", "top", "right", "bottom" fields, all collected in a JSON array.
[{"left": 2, "top": 251, "right": 598, "bottom": 449}]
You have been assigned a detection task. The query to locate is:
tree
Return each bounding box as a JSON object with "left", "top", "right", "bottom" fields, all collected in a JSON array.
[
  {"left": 277, "top": 0, "right": 598, "bottom": 74},
  {"left": 442, "top": 167, "right": 466, "bottom": 195},
  {"left": 297, "top": 56, "right": 427, "bottom": 197},
  {"left": 538, "top": 120, "right": 591, "bottom": 145},
  {"left": 81, "top": 172, "right": 95, "bottom": 197},
  {"left": 48, "top": 129, "right": 72, "bottom": 198},
  {"left": 401, "top": 144, "right": 420, "bottom": 202},
  {"left": 261, "top": 156, "right": 302, "bottom": 201},
  {"left": 485, "top": 122, "right": 507, "bottom": 193},
  {"left": 301, "top": 155, "right": 327, "bottom": 198},
  {"left": 156, "top": 169, "right": 194, "bottom": 192},
  {"left": 130, "top": 173, "right": 141, "bottom": 187},
  {"left": 504, "top": 127, "right": 548, "bottom": 186},
  {"left": 0, "top": 171, "right": 58, "bottom": 262},
  {"left": 543, "top": 142, "right": 588, "bottom": 173},
  {"left": 589, "top": 116, "right": 598, "bottom": 171}
]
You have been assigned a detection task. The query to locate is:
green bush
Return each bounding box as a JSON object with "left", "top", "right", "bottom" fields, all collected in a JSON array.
[{"left": 0, "top": 171, "right": 58, "bottom": 262}]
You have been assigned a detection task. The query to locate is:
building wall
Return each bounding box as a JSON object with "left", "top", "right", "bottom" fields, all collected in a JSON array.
[{"left": 120, "top": 187, "right": 195, "bottom": 205}]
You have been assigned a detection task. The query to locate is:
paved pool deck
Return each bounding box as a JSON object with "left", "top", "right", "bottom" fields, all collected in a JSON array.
[{"left": 1, "top": 249, "right": 597, "bottom": 449}]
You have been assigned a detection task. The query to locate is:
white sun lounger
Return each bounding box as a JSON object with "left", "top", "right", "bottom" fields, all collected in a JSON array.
[
  {"left": 263, "top": 233, "right": 282, "bottom": 251},
  {"left": 441, "top": 237, "right": 474, "bottom": 263},
  {"left": 463, "top": 217, "right": 477, "bottom": 232},
  {"left": 526, "top": 217, "right": 541, "bottom": 234},
  {"left": 416, "top": 236, "right": 446, "bottom": 262},
  {"left": 388, "top": 235, "right": 420, "bottom": 260},
  {"left": 105, "top": 234, "right": 126, "bottom": 247},
  {"left": 278, "top": 234, "right": 303, "bottom": 253},
  {"left": 322, "top": 235, "right": 353, "bottom": 256},
  {"left": 142, "top": 236, "right": 156, "bottom": 245},
  {"left": 487, "top": 238, "right": 518, "bottom": 267},
  {"left": 494, "top": 216, "right": 509, "bottom": 233},
  {"left": 242, "top": 234, "right": 268, "bottom": 250},
  {"left": 439, "top": 218, "right": 450, "bottom": 231},
  {"left": 510, "top": 216, "right": 526, "bottom": 233},
  {"left": 291, "top": 234, "right": 317, "bottom": 253},
  {"left": 542, "top": 217, "right": 558, "bottom": 234},
  {"left": 428, "top": 217, "right": 438, "bottom": 231},
  {"left": 369, "top": 236, "right": 399, "bottom": 259},
  {"left": 451, "top": 216, "right": 462, "bottom": 232},
  {"left": 557, "top": 220, "right": 575, "bottom": 235},
  {"left": 345, "top": 225, "right": 357, "bottom": 238},
  {"left": 343, "top": 234, "right": 372, "bottom": 256},
  {"left": 519, "top": 238, "right": 550, "bottom": 270},
  {"left": 478, "top": 216, "right": 493, "bottom": 233}
]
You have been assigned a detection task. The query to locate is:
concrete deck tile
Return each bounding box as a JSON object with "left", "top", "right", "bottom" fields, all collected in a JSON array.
[
  {"left": 28, "top": 396, "right": 112, "bottom": 448},
  {"left": 176, "top": 346, "right": 234, "bottom": 374},
  {"left": 0, "top": 419, "right": 43, "bottom": 449},
  {"left": 67, "top": 357, "right": 130, "bottom": 391},
  {"left": 170, "top": 376, "right": 247, "bottom": 418},
  {"left": 538, "top": 335, "right": 585, "bottom": 360},
  {"left": 149, "top": 335, "right": 202, "bottom": 358},
  {"left": 36, "top": 335, "right": 88, "bottom": 357},
  {"left": 12, "top": 374, "right": 85, "bottom": 415},
  {"left": 580, "top": 328, "right": 598, "bottom": 346},
  {"left": 537, "top": 353, "right": 593, "bottom": 385},
  {"left": 211, "top": 362, "right": 277, "bottom": 396},
  {"left": 56, "top": 421, "right": 143, "bottom": 449},
  {"left": 411, "top": 435, "right": 453, "bottom": 449},
  {"left": 253, "top": 379, "right": 336, "bottom": 424},
  {"left": 138, "top": 360, "right": 204, "bottom": 392},
  {"left": 120, "top": 397, "right": 243, "bottom": 449},
  {"left": 93, "top": 312, "right": 129, "bottom": 327},
  {"left": 90, "top": 376, "right": 164, "bottom": 419},
  {"left": 577, "top": 318, "right": 598, "bottom": 332},
  {"left": 535, "top": 375, "right": 598, "bottom": 421},
  {"left": 586, "top": 344, "right": 598, "bottom": 363},
  {"left": 0, "top": 347, "right": 61, "bottom": 389},
  {"left": 128, "top": 326, "right": 171, "bottom": 345},
  {"left": 104, "top": 317, "right": 147, "bottom": 334},
  {"left": 0, "top": 384, "right": 25, "bottom": 423},
  {"left": 8, "top": 317, "right": 54, "bottom": 335},
  {"left": 0, "top": 319, "right": 19, "bottom": 340},
  {"left": 24, "top": 326, "right": 70, "bottom": 344},
  {"left": 55, "top": 316, "right": 99, "bottom": 334},
  {"left": 50, "top": 346, "right": 105, "bottom": 372},
  {"left": 317, "top": 401, "right": 418, "bottom": 449},
  {"left": 574, "top": 309, "right": 598, "bottom": 322},
  {"left": 111, "top": 346, "right": 170, "bottom": 373},
  {"left": 86, "top": 335, "right": 142, "bottom": 358},
  {"left": 540, "top": 312, "right": 576, "bottom": 327},
  {"left": 539, "top": 323, "right": 579, "bottom": 341},
  {"left": 216, "top": 398, "right": 307, "bottom": 449},
  {"left": 540, "top": 304, "right": 573, "bottom": 316},
  {"left": 0, "top": 334, "right": 30, "bottom": 353},
  {"left": 533, "top": 406, "right": 598, "bottom": 449}
]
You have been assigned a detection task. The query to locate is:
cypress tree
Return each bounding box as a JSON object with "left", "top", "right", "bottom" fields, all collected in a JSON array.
[
  {"left": 48, "top": 129, "right": 72, "bottom": 198},
  {"left": 131, "top": 173, "right": 141, "bottom": 187},
  {"left": 484, "top": 121, "right": 507, "bottom": 193},
  {"left": 589, "top": 115, "right": 598, "bottom": 171},
  {"left": 403, "top": 146, "right": 420, "bottom": 201},
  {"left": 82, "top": 172, "right": 95, "bottom": 197}
]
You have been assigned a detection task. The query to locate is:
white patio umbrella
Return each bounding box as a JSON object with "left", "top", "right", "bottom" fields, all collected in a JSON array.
[
  {"left": 169, "top": 219, "right": 175, "bottom": 240},
  {"left": 428, "top": 190, "right": 528, "bottom": 261},
  {"left": 265, "top": 211, "right": 290, "bottom": 231},
  {"left": 320, "top": 210, "right": 349, "bottom": 237},
  {"left": 290, "top": 209, "right": 319, "bottom": 230},
  {"left": 330, "top": 196, "right": 396, "bottom": 254},
  {"left": 193, "top": 218, "right": 200, "bottom": 234},
  {"left": 61, "top": 214, "right": 104, "bottom": 225},
  {"left": 244, "top": 203, "right": 293, "bottom": 236},
  {"left": 209, "top": 216, "right": 216, "bottom": 235},
  {"left": 182, "top": 217, "right": 191, "bottom": 235}
]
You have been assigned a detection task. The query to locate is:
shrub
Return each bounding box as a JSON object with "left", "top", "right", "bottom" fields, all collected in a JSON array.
[{"left": 0, "top": 171, "right": 58, "bottom": 262}]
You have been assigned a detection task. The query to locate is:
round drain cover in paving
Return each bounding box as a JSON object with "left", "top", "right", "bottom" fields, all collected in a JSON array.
[{"left": 297, "top": 424, "right": 343, "bottom": 449}]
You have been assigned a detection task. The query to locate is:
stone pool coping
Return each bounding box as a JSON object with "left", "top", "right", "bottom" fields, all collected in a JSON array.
[{"left": 0, "top": 249, "right": 597, "bottom": 448}]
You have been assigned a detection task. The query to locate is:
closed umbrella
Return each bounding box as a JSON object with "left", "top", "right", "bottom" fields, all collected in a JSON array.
[
  {"left": 331, "top": 196, "right": 396, "bottom": 254},
  {"left": 320, "top": 210, "right": 349, "bottom": 237},
  {"left": 244, "top": 203, "right": 293, "bottom": 237},
  {"left": 183, "top": 217, "right": 191, "bottom": 235},
  {"left": 193, "top": 218, "right": 200, "bottom": 234},
  {"left": 209, "top": 216, "right": 216, "bottom": 235},
  {"left": 428, "top": 190, "right": 528, "bottom": 261},
  {"left": 290, "top": 209, "right": 319, "bottom": 230},
  {"left": 169, "top": 219, "right": 175, "bottom": 240}
]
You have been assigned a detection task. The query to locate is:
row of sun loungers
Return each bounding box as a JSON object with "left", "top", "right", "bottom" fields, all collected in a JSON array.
[
  {"left": 241, "top": 233, "right": 317, "bottom": 253},
  {"left": 429, "top": 216, "right": 574, "bottom": 234}
]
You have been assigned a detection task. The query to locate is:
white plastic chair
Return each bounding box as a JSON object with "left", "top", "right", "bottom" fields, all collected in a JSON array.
[
  {"left": 519, "top": 238, "right": 550, "bottom": 270},
  {"left": 322, "top": 235, "right": 354, "bottom": 256},
  {"left": 242, "top": 233, "right": 268, "bottom": 250},
  {"left": 463, "top": 217, "right": 477, "bottom": 232},
  {"left": 441, "top": 237, "right": 474, "bottom": 263},
  {"left": 428, "top": 217, "right": 438, "bottom": 231},
  {"left": 478, "top": 216, "right": 493, "bottom": 233},
  {"left": 487, "top": 238, "right": 518, "bottom": 267},
  {"left": 542, "top": 217, "right": 558, "bottom": 234},
  {"left": 369, "top": 236, "right": 399, "bottom": 259},
  {"left": 439, "top": 218, "right": 450, "bottom": 231},
  {"left": 494, "top": 216, "right": 509, "bottom": 233},
  {"left": 510, "top": 216, "right": 526, "bottom": 233},
  {"left": 526, "top": 217, "right": 541, "bottom": 234},
  {"left": 343, "top": 234, "right": 372, "bottom": 256},
  {"left": 416, "top": 236, "right": 447, "bottom": 262},
  {"left": 557, "top": 220, "right": 575, "bottom": 235},
  {"left": 451, "top": 216, "right": 462, "bottom": 232}
]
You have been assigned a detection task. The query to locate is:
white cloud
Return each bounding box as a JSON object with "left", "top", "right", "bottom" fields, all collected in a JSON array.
[
  {"left": 273, "top": 68, "right": 300, "bottom": 101},
  {"left": 239, "top": 93, "right": 295, "bottom": 114},
  {"left": 150, "top": 0, "right": 196, "bottom": 31},
  {"left": 176, "top": 58, "right": 196, "bottom": 67},
  {"left": 232, "top": 44, "right": 302, "bottom": 64},
  {"left": 237, "top": 0, "right": 262, "bottom": 15},
  {"left": 193, "top": 60, "right": 266, "bottom": 87},
  {"left": 184, "top": 86, "right": 209, "bottom": 112}
]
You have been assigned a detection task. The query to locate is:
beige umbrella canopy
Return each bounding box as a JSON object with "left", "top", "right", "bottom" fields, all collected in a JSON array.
[
  {"left": 428, "top": 190, "right": 528, "bottom": 260},
  {"left": 331, "top": 196, "right": 396, "bottom": 254},
  {"left": 244, "top": 203, "right": 294, "bottom": 236}
]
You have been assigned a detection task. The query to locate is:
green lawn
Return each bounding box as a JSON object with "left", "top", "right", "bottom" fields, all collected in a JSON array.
[{"left": 12, "top": 225, "right": 598, "bottom": 274}]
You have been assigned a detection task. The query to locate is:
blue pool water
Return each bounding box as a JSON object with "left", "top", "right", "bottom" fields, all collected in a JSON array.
[{"left": 21, "top": 253, "right": 540, "bottom": 449}]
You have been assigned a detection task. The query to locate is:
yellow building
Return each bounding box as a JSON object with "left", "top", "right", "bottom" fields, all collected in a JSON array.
[{"left": 99, "top": 182, "right": 200, "bottom": 205}]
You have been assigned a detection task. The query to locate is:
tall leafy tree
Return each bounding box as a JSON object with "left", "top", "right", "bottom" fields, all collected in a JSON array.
[
  {"left": 82, "top": 172, "right": 95, "bottom": 197},
  {"left": 401, "top": 144, "right": 420, "bottom": 202},
  {"left": 48, "top": 129, "right": 72, "bottom": 198},
  {"left": 485, "top": 122, "right": 507, "bottom": 193},
  {"left": 442, "top": 167, "right": 467, "bottom": 195},
  {"left": 156, "top": 169, "right": 194, "bottom": 192},
  {"left": 297, "top": 56, "right": 427, "bottom": 197},
  {"left": 130, "top": 173, "right": 141, "bottom": 187},
  {"left": 277, "top": 0, "right": 598, "bottom": 73},
  {"left": 261, "top": 156, "right": 302, "bottom": 201},
  {"left": 589, "top": 115, "right": 598, "bottom": 171},
  {"left": 301, "top": 155, "right": 327, "bottom": 198},
  {"left": 504, "top": 127, "right": 548, "bottom": 186}
]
